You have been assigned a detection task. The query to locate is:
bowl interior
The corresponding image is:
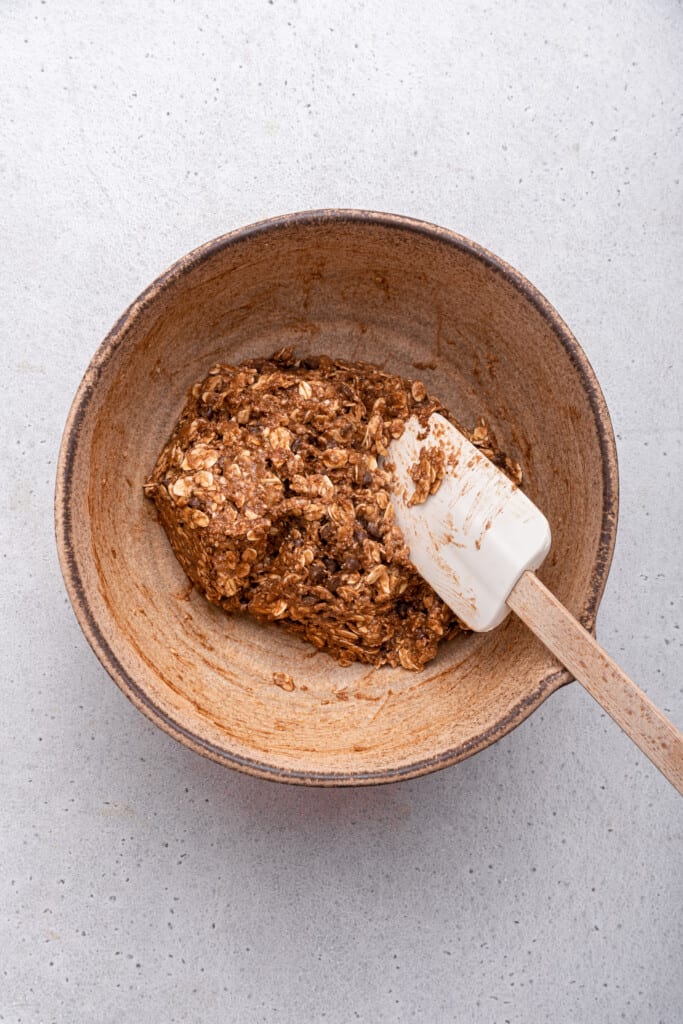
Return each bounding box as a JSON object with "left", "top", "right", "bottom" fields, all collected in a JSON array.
[{"left": 57, "top": 212, "right": 617, "bottom": 783}]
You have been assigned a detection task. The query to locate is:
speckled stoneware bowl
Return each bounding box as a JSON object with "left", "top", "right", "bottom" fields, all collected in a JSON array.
[{"left": 55, "top": 210, "right": 618, "bottom": 785}]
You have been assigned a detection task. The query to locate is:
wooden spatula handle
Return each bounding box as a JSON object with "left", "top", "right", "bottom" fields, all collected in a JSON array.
[{"left": 508, "top": 571, "right": 683, "bottom": 795}]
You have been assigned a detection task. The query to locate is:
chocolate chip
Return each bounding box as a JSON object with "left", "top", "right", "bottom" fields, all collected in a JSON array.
[{"left": 308, "top": 563, "right": 325, "bottom": 585}]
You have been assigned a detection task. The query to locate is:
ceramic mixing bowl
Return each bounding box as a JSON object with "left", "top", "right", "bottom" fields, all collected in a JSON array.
[{"left": 55, "top": 210, "right": 618, "bottom": 784}]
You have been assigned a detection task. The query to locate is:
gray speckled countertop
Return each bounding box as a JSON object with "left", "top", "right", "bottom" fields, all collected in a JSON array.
[{"left": 2, "top": 2, "right": 681, "bottom": 1022}]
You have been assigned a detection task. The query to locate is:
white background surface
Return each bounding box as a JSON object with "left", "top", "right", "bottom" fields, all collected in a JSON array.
[{"left": 2, "top": 1, "right": 681, "bottom": 1021}]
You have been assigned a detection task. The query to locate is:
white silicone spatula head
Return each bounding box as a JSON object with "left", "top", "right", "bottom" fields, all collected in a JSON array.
[{"left": 389, "top": 412, "right": 551, "bottom": 631}]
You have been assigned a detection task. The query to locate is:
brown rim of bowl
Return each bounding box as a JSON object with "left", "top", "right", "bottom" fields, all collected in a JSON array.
[{"left": 55, "top": 209, "right": 620, "bottom": 786}]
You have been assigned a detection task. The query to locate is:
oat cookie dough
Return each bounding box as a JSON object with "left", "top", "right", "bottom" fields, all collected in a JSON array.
[{"left": 145, "top": 349, "right": 520, "bottom": 670}]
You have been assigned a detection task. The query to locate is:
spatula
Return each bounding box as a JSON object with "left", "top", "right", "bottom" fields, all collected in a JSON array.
[{"left": 389, "top": 412, "right": 683, "bottom": 794}]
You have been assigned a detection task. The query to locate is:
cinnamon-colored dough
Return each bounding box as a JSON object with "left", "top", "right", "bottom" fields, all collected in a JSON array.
[{"left": 145, "top": 349, "right": 519, "bottom": 669}]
